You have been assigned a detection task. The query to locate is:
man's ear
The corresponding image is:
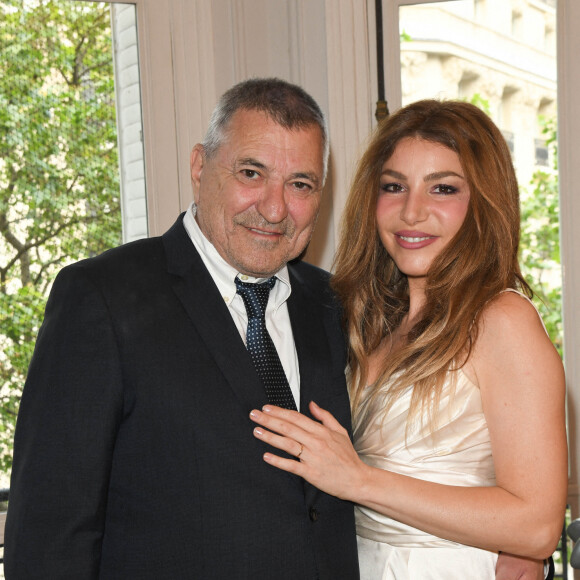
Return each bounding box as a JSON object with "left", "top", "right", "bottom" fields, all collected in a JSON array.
[{"left": 190, "top": 144, "right": 204, "bottom": 203}]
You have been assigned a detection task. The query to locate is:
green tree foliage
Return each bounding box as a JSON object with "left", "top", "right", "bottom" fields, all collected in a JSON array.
[
  {"left": 466, "top": 93, "right": 491, "bottom": 116},
  {"left": 0, "top": 0, "right": 121, "bottom": 477},
  {"left": 520, "top": 117, "right": 562, "bottom": 355},
  {"left": 464, "top": 95, "right": 562, "bottom": 355}
]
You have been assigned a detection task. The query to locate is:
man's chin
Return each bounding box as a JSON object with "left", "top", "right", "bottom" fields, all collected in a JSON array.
[
  {"left": 234, "top": 255, "right": 292, "bottom": 278},
  {"left": 237, "top": 265, "right": 285, "bottom": 278},
  {"left": 227, "top": 238, "right": 309, "bottom": 277}
]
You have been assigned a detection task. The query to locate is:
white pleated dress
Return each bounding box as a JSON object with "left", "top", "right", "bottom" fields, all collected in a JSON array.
[{"left": 354, "top": 367, "right": 498, "bottom": 579}]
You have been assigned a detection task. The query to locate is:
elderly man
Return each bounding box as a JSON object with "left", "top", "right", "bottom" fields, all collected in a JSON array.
[
  {"left": 5, "top": 78, "right": 359, "bottom": 579},
  {"left": 5, "top": 77, "right": 546, "bottom": 579}
]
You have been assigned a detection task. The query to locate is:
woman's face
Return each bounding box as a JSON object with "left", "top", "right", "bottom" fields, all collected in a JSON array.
[{"left": 376, "top": 137, "right": 471, "bottom": 286}]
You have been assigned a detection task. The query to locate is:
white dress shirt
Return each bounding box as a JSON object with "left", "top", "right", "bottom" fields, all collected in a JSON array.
[{"left": 183, "top": 202, "right": 300, "bottom": 407}]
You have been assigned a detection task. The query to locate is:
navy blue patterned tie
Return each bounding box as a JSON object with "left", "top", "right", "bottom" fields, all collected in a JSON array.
[{"left": 235, "top": 277, "right": 297, "bottom": 410}]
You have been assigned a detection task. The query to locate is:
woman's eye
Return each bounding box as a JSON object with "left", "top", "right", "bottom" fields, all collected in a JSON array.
[
  {"left": 380, "top": 182, "right": 404, "bottom": 193},
  {"left": 433, "top": 184, "right": 458, "bottom": 195}
]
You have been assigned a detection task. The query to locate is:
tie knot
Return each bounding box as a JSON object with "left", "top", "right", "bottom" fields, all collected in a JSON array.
[{"left": 235, "top": 277, "right": 276, "bottom": 319}]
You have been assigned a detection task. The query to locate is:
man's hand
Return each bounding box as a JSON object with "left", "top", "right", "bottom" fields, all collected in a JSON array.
[{"left": 496, "top": 552, "right": 545, "bottom": 580}]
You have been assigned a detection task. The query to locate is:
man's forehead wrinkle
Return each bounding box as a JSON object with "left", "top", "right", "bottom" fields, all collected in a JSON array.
[
  {"left": 236, "top": 157, "right": 267, "bottom": 169},
  {"left": 213, "top": 110, "right": 324, "bottom": 188}
]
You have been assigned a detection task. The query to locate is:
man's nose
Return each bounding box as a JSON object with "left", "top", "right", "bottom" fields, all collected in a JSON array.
[{"left": 257, "top": 181, "right": 289, "bottom": 224}]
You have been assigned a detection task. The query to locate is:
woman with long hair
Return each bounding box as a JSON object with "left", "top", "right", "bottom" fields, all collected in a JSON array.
[{"left": 250, "top": 100, "right": 567, "bottom": 578}]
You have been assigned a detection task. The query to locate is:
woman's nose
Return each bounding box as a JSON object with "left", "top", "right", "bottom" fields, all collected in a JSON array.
[{"left": 400, "top": 192, "right": 427, "bottom": 225}]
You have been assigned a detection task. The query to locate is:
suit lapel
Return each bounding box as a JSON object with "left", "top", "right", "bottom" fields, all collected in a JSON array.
[
  {"left": 287, "top": 267, "right": 333, "bottom": 416},
  {"left": 288, "top": 265, "right": 346, "bottom": 500},
  {"left": 162, "top": 216, "right": 268, "bottom": 411}
]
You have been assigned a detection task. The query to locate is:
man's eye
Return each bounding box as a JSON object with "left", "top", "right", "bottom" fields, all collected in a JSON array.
[
  {"left": 241, "top": 169, "right": 259, "bottom": 179},
  {"left": 292, "top": 181, "right": 311, "bottom": 191}
]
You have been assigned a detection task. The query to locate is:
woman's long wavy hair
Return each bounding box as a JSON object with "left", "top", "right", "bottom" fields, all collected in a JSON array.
[{"left": 332, "top": 99, "right": 531, "bottom": 430}]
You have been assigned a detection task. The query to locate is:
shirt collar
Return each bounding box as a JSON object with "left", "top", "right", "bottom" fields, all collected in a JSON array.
[{"left": 182, "top": 202, "right": 292, "bottom": 307}]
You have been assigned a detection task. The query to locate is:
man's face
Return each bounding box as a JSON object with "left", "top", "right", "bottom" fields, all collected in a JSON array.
[{"left": 190, "top": 109, "right": 325, "bottom": 278}]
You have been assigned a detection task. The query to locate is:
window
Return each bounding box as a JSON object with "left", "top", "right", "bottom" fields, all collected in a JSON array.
[{"left": 0, "top": 0, "right": 146, "bottom": 486}]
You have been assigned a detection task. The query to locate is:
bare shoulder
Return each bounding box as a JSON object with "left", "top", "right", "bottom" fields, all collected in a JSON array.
[
  {"left": 479, "top": 291, "right": 545, "bottom": 337},
  {"left": 466, "top": 291, "right": 561, "bottom": 386}
]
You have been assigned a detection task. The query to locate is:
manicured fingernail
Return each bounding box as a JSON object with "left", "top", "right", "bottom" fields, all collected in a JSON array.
[
  {"left": 254, "top": 427, "right": 263, "bottom": 436},
  {"left": 250, "top": 410, "right": 259, "bottom": 418},
  {"left": 262, "top": 405, "right": 272, "bottom": 413}
]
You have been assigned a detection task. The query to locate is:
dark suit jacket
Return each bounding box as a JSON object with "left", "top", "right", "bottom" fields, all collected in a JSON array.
[{"left": 5, "top": 215, "right": 359, "bottom": 579}]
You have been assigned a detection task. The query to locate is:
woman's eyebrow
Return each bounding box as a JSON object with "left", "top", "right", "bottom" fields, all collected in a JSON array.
[
  {"left": 424, "top": 170, "right": 464, "bottom": 181},
  {"left": 380, "top": 168, "right": 406, "bottom": 179}
]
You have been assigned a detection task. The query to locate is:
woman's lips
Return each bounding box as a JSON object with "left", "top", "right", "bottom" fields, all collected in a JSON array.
[{"left": 395, "top": 230, "right": 438, "bottom": 249}]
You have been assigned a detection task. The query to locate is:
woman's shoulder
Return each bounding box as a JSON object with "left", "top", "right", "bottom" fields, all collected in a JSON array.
[
  {"left": 464, "top": 289, "right": 557, "bottom": 386},
  {"left": 479, "top": 289, "right": 545, "bottom": 337}
]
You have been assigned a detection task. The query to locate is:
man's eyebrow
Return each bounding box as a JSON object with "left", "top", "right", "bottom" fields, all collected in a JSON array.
[
  {"left": 236, "top": 159, "right": 320, "bottom": 187},
  {"left": 291, "top": 172, "right": 320, "bottom": 186},
  {"left": 237, "top": 157, "right": 267, "bottom": 170}
]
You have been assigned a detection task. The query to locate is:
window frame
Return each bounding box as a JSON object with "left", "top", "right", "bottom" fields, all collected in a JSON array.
[{"left": 382, "top": 0, "right": 580, "bottom": 520}]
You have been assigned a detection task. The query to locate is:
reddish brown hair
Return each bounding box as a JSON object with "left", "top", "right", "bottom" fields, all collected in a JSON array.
[{"left": 332, "top": 99, "right": 531, "bottom": 428}]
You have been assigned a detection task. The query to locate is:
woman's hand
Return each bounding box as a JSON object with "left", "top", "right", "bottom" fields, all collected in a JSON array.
[
  {"left": 495, "top": 552, "right": 546, "bottom": 580},
  {"left": 249, "top": 401, "right": 369, "bottom": 500}
]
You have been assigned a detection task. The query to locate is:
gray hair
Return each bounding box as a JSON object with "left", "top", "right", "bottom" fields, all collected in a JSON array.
[{"left": 202, "top": 77, "right": 330, "bottom": 181}]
